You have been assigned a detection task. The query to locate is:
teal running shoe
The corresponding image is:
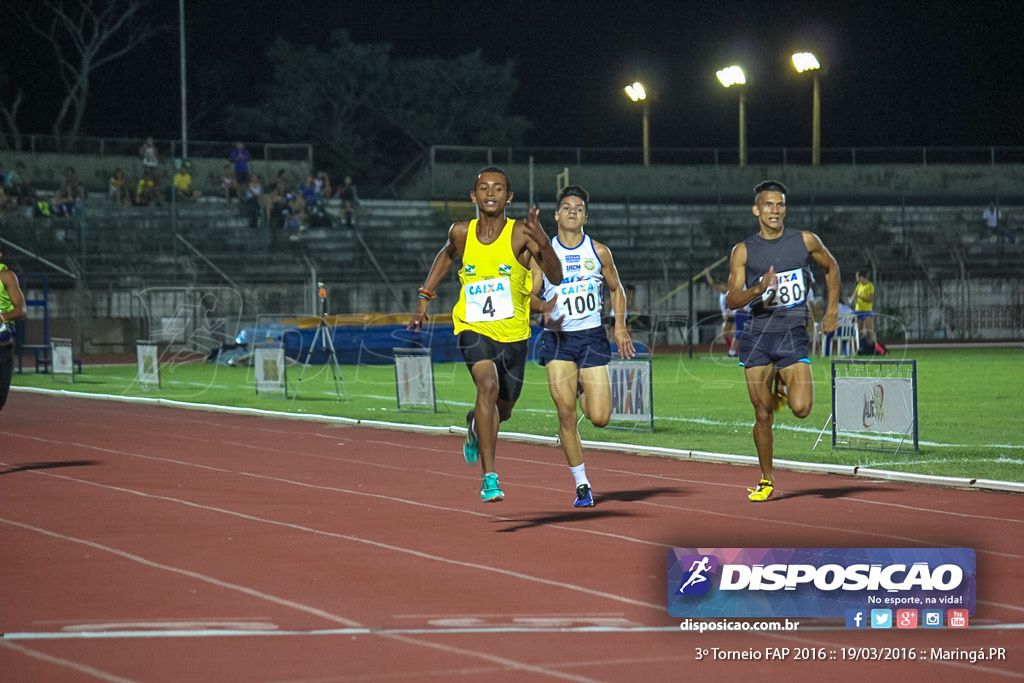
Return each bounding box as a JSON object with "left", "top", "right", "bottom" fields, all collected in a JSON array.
[
  {"left": 480, "top": 473, "right": 504, "bottom": 502},
  {"left": 463, "top": 410, "right": 478, "bottom": 465}
]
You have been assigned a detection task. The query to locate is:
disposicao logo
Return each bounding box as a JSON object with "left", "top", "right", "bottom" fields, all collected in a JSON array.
[
  {"left": 675, "top": 555, "right": 718, "bottom": 596},
  {"left": 667, "top": 548, "right": 975, "bottom": 619}
]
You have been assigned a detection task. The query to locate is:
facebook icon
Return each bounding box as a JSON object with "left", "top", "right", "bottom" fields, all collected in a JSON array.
[{"left": 845, "top": 609, "right": 867, "bottom": 629}]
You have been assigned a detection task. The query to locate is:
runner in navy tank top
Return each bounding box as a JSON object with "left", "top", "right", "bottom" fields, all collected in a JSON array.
[{"left": 725, "top": 181, "right": 841, "bottom": 502}]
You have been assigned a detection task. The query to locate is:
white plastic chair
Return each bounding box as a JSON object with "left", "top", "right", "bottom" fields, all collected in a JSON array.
[{"left": 821, "top": 314, "right": 859, "bottom": 357}]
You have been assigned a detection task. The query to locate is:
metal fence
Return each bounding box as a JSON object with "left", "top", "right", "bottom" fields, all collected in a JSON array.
[{"left": 430, "top": 144, "right": 1024, "bottom": 168}]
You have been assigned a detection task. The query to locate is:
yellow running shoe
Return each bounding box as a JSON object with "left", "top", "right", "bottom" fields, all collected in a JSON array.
[
  {"left": 772, "top": 374, "right": 788, "bottom": 412},
  {"left": 747, "top": 479, "right": 775, "bottom": 502}
]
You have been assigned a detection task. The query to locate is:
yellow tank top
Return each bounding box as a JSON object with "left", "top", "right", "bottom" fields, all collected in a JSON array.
[
  {"left": 453, "top": 218, "right": 532, "bottom": 342},
  {"left": 0, "top": 264, "right": 12, "bottom": 314},
  {"left": 854, "top": 281, "right": 874, "bottom": 312}
]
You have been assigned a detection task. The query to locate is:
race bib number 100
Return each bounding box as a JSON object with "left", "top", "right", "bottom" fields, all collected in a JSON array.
[
  {"left": 464, "top": 277, "right": 514, "bottom": 322},
  {"left": 557, "top": 281, "right": 601, "bottom": 320},
  {"left": 761, "top": 268, "right": 807, "bottom": 309}
]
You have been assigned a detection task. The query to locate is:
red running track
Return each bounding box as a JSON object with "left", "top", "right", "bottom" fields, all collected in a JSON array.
[{"left": 1, "top": 392, "right": 1022, "bottom": 682}]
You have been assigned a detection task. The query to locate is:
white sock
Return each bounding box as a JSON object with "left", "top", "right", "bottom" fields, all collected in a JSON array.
[{"left": 570, "top": 463, "right": 589, "bottom": 488}]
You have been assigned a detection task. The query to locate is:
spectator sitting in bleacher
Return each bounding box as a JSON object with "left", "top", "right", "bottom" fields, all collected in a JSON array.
[
  {"left": 283, "top": 190, "right": 307, "bottom": 240},
  {"left": 5, "top": 162, "right": 35, "bottom": 206},
  {"left": 135, "top": 167, "right": 159, "bottom": 206},
  {"left": 220, "top": 163, "right": 240, "bottom": 204},
  {"left": 298, "top": 173, "right": 319, "bottom": 206},
  {"left": 315, "top": 170, "right": 331, "bottom": 200},
  {"left": 51, "top": 166, "right": 81, "bottom": 217},
  {"left": 241, "top": 173, "right": 262, "bottom": 229},
  {"left": 299, "top": 173, "right": 330, "bottom": 227},
  {"left": 173, "top": 162, "right": 203, "bottom": 202},
  {"left": 264, "top": 169, "right": 291, "bottom": 232},
  {"left": 0, "top": 163, "right": 9, "bottom": 216},
  {"left": 109, "top": 168, "right": 131, "bottom": 206},
  {"left": 335, "top": 174, "right": 359, "bottom": 226}
]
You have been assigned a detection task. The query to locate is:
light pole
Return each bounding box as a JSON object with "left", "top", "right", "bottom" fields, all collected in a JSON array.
[
  {"left": 624, "top": 82, "right": 649, "bottom": 166},
  {"left": 792, "top": 52, "right": 821, "bottom": 166},
  {"left": 716, "top": 66, "right": 747, "bottom": 167}
]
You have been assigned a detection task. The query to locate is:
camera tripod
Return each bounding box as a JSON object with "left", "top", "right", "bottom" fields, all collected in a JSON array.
[{"left": 293, "top": 282, "right": 347, "bottom": 402}]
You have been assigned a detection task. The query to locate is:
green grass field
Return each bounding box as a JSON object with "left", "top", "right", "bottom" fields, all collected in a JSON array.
[{"left": 12, "top": 347, "right": 1023, "bottom": 483}]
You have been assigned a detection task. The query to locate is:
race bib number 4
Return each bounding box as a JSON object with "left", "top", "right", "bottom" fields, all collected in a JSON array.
[
  {"left": 464, "top": 277, "right": 514, "bottom": 322},
  {"left": 761, "top": 268, "right": 807, "bottom": 309}
]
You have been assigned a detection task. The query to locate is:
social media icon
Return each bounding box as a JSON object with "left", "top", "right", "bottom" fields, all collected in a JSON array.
[
  {"left": 948, "top": 609, "right": 969, "bottom": 628},
  {"left": 845, "top": 609, "right": 867, "bottom": 629},
  {"left": 870, "top": 609, "right": 892, "bottom": 629},
  {"left": 922, "top": 609, "right": 943, "bottom": 628},
  {"left": 896, "top": 609, "right": 918, "bottom": 629}
]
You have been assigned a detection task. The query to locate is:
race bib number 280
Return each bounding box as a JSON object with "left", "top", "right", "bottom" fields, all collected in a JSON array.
[
  {"left": 464, "top": 277, "right": 514, "bottom": 322},
  {"left": 761, "top": 268, "right": 807, "bottom": 309}
]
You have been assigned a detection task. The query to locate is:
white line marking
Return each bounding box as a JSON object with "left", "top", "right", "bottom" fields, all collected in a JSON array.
[
  {"left": 0, "top": 640, "right": 140, "bottom": 682},
  {"left": 5, "top": 622, "right": 1022, "bottom": 640},
  {"left": 0, "top": 470, "right": 664, "bottom": 612},
  {"left": 0, "top": 516, "right": 365, "bottom": 627},
  {"left": 0, "top": 516, "right": 603, "bottom": 682}
]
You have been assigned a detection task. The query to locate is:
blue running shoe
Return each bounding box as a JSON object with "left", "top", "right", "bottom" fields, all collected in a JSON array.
[
  {"left": 463, "top": 410, "right": 478, "bottom": 465},
  {"left": 574, "top": 483, "right": 595, "bottom": 508},
  {"left": 480, "top": 473, "right": 504, "bottom": 502}
]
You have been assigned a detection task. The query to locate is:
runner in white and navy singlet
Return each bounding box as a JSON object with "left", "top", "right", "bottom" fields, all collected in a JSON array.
[
  {"left": 531, "top": 185, "right": 635, "bottom": 509},
  {"left": 538, "top": 232, "right": 609, "bottom": 367}
]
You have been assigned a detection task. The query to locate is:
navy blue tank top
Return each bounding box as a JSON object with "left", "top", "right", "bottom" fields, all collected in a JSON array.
[{"left": 743, "top": 228, "right": 812, "bottom": 333}]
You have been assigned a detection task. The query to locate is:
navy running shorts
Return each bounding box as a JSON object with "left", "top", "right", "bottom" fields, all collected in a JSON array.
[
  {"left": 537, "top": 326, "right": 611, "bottom": 369},
  {"left": 738, "top": 326, "right": 810, "bottom": 370}
]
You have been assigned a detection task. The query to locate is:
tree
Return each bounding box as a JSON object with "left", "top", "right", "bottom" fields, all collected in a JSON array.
[
  {"left": 226, "top": 31, "right": 530, "bottom": 190},
  {"left": 20, "top": 0, "right": 161, "bottom": 147},
  {"left": 0, "top": 69, "right": 25, "bottom": 151}
]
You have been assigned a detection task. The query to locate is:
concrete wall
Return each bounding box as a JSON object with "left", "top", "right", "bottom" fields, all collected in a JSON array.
[
  {"left": 10, "top": 150, "right": 1024, "bottom": 204},
  {"left": 6, "top": 151, "right": 310, "bottom": 197},
  {"left": 422, "top": 162, "right": 1024, "bottom": 204}
]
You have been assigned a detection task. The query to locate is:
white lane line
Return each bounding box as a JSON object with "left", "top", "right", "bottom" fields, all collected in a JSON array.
[
  {"left": 0, "top": 516, "right": 365, "bottom": 627},
  {"left": 6, "top": 622, "right": 1023, "bottom": 640},
  {"left": 1, "top": 465, "right": 665, "bottom": 613},
  {"left": 0, "top": 516, "right": 603, "bottom": 683},
  {"left": 4, "top": 428, "right": 1023, "bottom": 565},
  {"left": 0, "top": 640, "right": 140, "bottom": 683}
]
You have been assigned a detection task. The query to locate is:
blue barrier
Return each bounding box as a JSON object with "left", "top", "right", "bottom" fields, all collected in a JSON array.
[{"left": 235, "top": 323, "right": 546, "bottom": 365}]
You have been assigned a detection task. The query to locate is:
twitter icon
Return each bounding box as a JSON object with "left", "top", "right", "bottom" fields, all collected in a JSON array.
[{"left": 870, "top": 609, "right": 892, "bottom": 629}]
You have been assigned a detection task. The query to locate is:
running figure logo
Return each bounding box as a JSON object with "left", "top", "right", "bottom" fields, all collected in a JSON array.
[{"left": 677, "top": 555, "right": 718, "bottom": 595}]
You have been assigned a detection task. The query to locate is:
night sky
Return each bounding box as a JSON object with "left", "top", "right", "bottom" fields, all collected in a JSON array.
[{"left": 2, "top": 0, "right": 1022, "bottom": 151}]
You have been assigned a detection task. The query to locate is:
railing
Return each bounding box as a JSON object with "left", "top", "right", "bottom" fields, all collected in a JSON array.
[
  {"left": 430, "top": 144, "right": 1024, "bottom": 168},
  {"left": 7, "top": 135, "right": 1023, "bottom": 168},
  {"left": 1, "top": 135, "right": 313, "bottom": 165}
]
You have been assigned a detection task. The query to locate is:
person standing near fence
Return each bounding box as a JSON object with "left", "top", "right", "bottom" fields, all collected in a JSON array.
[
  {"left": 704, "top": 267, "right": 736, "bottom": 356},
  {"left": 531, "top": 185, "right": 634, "bottom": 508},
  {"left": 407, "top": 167, "right": 562, "bottom": 502},
  {"left": 850, "top": 267, "right": 881, "bottom": 353},
  {"left": 0, "top": 246, "right": 28, "bottom": 411},
  {"left": 726, "top": 180, "right": 840, "bottom": 502}
]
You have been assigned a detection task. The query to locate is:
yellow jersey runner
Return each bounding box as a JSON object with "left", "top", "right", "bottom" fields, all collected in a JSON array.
[{"left": 454, "top": 218, "right": 533, "bottom": 342}]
